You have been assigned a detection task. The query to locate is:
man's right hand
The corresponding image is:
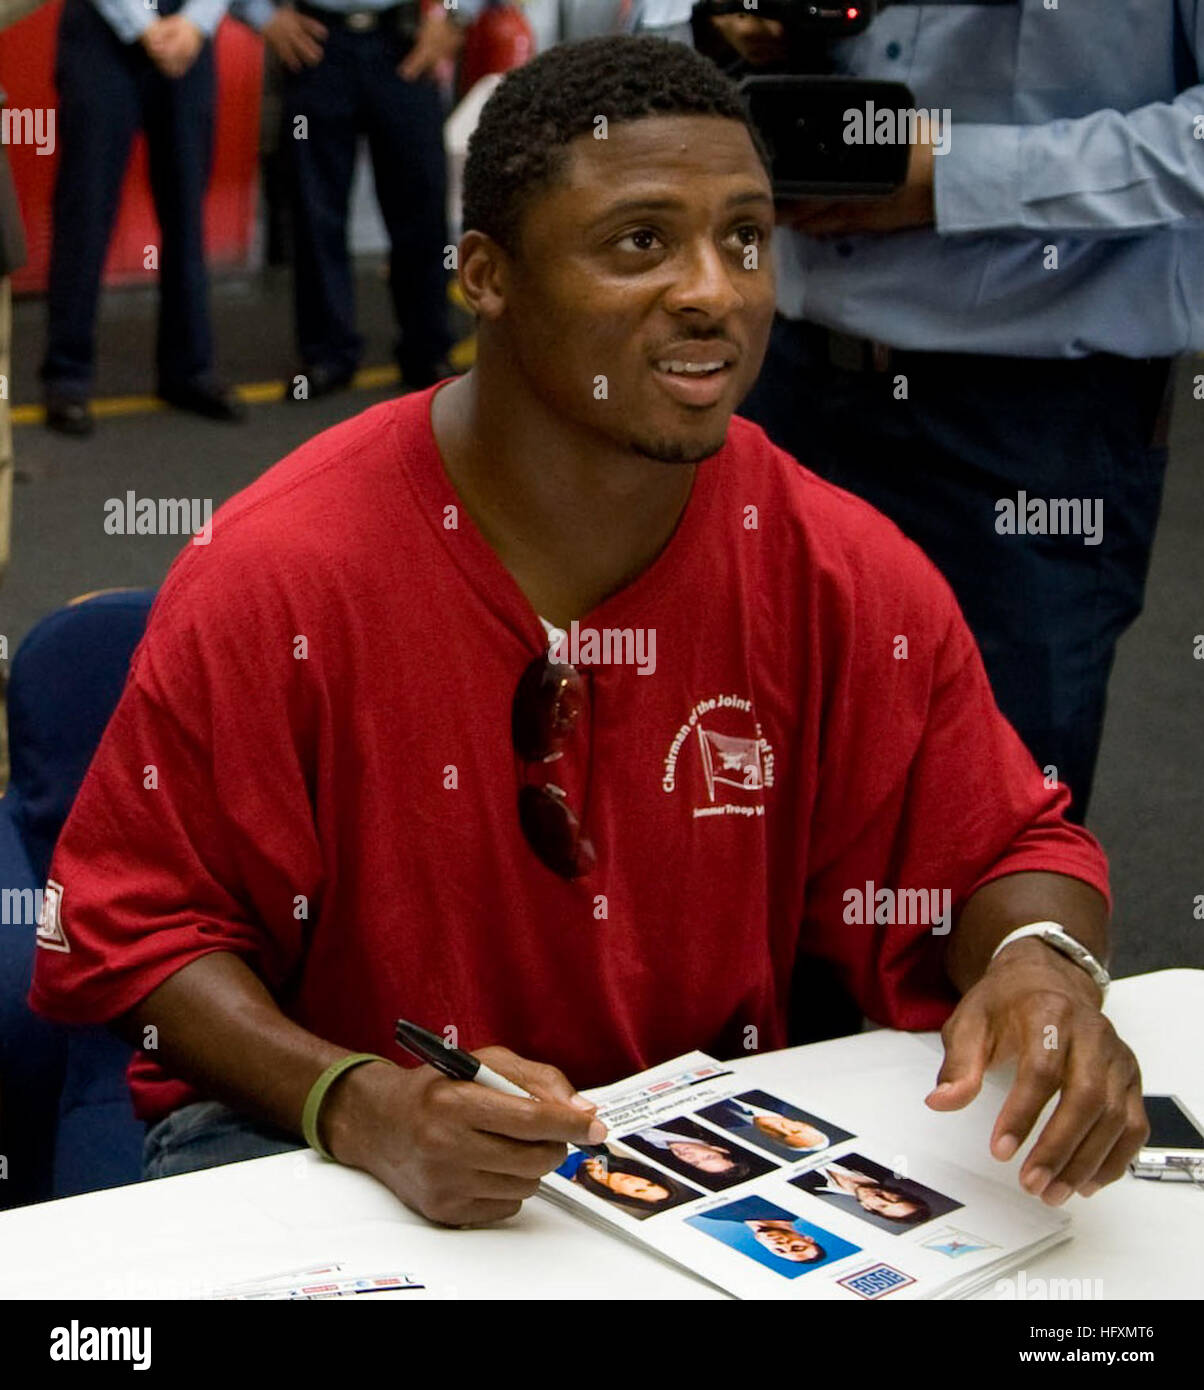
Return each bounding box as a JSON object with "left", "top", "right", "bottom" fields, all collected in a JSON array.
[
  {"left": 323, "top": 1046, "right": 608, "bottom": 1227},
  {"left": 263, "top": 8, "right": 328, "bottom": 72},
  {"left": 139, "top": 20, "right": 172, "bottom": 74}
]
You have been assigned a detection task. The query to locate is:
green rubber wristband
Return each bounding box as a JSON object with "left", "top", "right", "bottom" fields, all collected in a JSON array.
[{"left": 302, "top": 1053, "right": 389, "bottom": 1161}]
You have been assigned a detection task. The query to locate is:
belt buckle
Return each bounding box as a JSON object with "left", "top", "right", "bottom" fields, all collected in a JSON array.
[
  {"left": 827, "top": 332, "right": 893, "bottom": 374},
  {"left": 346, "top": 11, "right": 377, "bottom": 31}
]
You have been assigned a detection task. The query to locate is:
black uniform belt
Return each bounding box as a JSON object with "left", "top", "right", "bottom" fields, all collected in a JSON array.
[
  {"left": 805, "top": 322, "right": 1171, "bottom": 381},
  {"left": 799, "top": 322, "right": 1175, "bottom": 447},
  {"left": 295, "top": 1, "right": 407, "bottom": 32}
]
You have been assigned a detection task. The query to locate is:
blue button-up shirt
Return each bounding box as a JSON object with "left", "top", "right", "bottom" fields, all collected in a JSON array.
[
  {"left": 93, "top": 0, "right": 487, "bottom": 53},
  {"left": 232, "top": 0, "right": 485, "bottom": 35},
  {"left": 776, "top": 0, "right": 1204, "bottom": 356}
]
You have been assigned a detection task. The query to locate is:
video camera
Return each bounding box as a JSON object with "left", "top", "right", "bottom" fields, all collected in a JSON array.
[
  {"left": 698, "top": 0, "right": 880, "bottom": 68},
  {"left": 692, "top": 0, "right": 917, "bottom": 195}
]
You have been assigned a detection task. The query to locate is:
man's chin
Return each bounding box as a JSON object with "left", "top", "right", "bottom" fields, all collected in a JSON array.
[{"left": 629, "top": 429, "right": 729, "bottom": 465}]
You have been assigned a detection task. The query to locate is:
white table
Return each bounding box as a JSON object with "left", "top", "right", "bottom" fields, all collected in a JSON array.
[{"left": 0, "top": 970, "right": 1200, "bottom": 1300}]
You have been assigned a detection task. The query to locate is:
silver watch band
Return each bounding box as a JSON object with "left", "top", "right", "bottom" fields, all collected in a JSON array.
[{"left": 990, "top": 921, "right": 1111, "bottom": 996}]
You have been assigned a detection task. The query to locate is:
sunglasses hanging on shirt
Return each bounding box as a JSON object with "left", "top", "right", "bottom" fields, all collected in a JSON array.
[{"left": 511, "top": 628, "right": 596, "bottom": 880}]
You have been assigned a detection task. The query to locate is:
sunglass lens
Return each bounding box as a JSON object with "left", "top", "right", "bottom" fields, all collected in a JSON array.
[
  {"left": 511, "top": 656, "right": 585, "bottom": 762},
  {"left": 517, "top": 784, "right": 596, "bottom": 879}
]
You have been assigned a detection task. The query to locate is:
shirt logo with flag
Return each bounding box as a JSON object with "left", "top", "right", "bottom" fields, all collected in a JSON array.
[
  {"left": 661, "top": 693, "right": 775, "bottom": 819},
  {"left": 699, "top": 727, "right": 764, "bottom": 801}
]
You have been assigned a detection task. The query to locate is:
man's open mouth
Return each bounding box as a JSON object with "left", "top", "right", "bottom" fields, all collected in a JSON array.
[
  {"left": 654, "top": 358, "right": 729, "bottom": 376},
  {"left": 651, "top": 349, "right": 737, "bottom": 407}
]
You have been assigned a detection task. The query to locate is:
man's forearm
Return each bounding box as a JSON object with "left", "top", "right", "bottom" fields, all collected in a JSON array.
[
  {"left": 946, "top": 870, "right": 1109, "bottom": 996},
  {"left": 935, "top": 85, "right": 1204, "bottom": 239},
  {"left": 112, "top": 951, "right": 360, "bottom": 1137}
]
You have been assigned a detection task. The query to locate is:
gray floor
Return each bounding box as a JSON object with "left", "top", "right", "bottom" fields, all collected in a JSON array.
[{"left": 1, "top": 267, "right": 1201, "bottom": 979}]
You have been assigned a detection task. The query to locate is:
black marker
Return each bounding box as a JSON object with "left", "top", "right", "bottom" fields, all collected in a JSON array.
[{"left": 394, "top": 1018, "right": 608, "bottom": 1154}]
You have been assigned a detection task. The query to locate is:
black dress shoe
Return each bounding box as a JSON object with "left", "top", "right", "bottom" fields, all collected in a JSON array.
[
  {"left": 282, "top": 363, "right": 355, "bottom": 402},
  {"left": 44, "top": 393, "right": 95, "bottom": 437},
  {"left": 400, "top": 358, "right": 461, "bottom": 391},
  {"left": 159, "top": 376, "right": 246, "bottom": 422}
]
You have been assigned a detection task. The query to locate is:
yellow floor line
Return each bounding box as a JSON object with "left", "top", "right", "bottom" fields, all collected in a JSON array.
[
  {"left": 12, "top": 334, "right": 1189, "bottom": 424},
  {"left": 11, "top": 334, "right": 478, "bottom": 426}
]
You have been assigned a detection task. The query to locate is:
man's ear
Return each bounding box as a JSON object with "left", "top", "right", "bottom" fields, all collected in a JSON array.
[{"left": 457, "top": 229, "right": 510, "bottom": 322}]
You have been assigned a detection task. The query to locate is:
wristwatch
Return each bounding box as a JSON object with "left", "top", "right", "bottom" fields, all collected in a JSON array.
[{"left": 990, "top": 921, "right": 1111, "bottom": 998}]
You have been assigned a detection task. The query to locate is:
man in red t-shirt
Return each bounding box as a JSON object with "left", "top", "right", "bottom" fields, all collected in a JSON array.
[{"left": 32, "top": 35, "right": 1147, "bottom": 1227}]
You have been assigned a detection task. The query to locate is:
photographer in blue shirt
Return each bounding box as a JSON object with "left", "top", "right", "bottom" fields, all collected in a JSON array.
[{"left": 704, "top": 0, "right": 1204, "bottom": 822}]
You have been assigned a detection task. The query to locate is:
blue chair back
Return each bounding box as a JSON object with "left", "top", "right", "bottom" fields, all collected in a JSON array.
[{"left": 0, "top": 589, "right": 156, "bottom": 1206}]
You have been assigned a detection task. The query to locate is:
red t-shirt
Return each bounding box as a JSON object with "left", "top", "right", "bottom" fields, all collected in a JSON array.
[{"left": 30, "top": 384, "right": 1110, "bottom": 1123}]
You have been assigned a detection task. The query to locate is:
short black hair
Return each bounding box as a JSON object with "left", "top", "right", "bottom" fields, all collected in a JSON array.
[
  {"left": 461, "top": 34, "right": 771, "bottom": 255},
  {"left": 864, "top": 1185, "right": 932, "bottom": 1224}
]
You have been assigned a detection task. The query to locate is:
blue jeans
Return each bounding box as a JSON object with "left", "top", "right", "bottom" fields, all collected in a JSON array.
[{"left": 143, "top": 1101, "right": 306, "bottom": 1181}]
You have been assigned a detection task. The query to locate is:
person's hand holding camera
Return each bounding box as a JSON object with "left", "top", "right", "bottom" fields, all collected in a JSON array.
[{"left": 777, "top": 137, "right": 936, "bottom": 236}]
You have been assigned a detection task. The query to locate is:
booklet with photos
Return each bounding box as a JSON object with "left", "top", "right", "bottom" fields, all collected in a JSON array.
[{"left": 539, "top": 1051, "right": 1070, "bottom": 1300}]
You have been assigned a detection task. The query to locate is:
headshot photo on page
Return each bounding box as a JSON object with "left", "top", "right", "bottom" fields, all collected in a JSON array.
[
  {"left": 788, "top": 1153, "right": 964, "bottom": 1236},
  {"left": 620, "top": 1115, "right": 781, "bottom": 1191},
  {"left": 696, "top": 1090, "right": 853, "bottom": 1162},
  {"left": 556, "top": 1146, "right": 703, "bottom": 1220},
  {"left": 686, "top": 1195, "right": 861, "bottom": 1279}
]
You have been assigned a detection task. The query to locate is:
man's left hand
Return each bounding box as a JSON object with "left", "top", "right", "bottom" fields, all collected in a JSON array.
[
  {"left": 777, "top": 139, "right": 935, "bottom": 237},
  {"left": 397, "top": 9, "right": 465, "bottom": 82},
  {"left": 926, "top": 937, "right": 1148, "bottom": 1204}
]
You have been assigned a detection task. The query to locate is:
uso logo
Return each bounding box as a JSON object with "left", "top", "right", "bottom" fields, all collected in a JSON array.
[{"left": 837, "top": 1263, "right": 916, "bottom": 1300}]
